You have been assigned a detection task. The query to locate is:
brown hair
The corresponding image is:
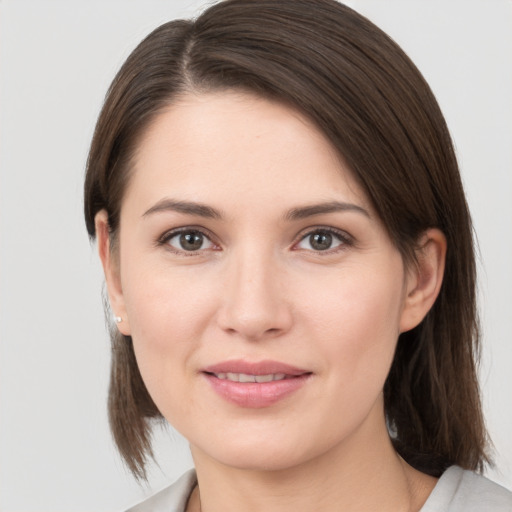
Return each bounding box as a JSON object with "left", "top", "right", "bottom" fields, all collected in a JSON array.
[{"left": 84, "top": 0, "right": 490, "bottom": 480}]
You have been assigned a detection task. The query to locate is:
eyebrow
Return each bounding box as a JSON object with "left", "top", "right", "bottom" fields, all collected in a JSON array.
[
  {"left": 284, "top": 201, "right": 370, "bottom": 221},
  {"left": 142, "top": 199, "right": 223, "bottom": 219},
  {"left": 142, "top": 198, "right": 369, "bottom": 221}
]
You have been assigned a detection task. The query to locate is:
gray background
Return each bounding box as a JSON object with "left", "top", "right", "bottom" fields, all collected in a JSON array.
[{"left": 1, "top": 1, "right": 511, "bottom": 511}]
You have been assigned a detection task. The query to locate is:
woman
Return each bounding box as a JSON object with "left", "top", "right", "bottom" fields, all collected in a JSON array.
[{"left": 84, "top": 0, "right": 512, "bottom": 510}]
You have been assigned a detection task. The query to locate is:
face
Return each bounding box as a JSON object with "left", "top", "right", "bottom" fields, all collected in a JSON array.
[{"left": 102, "top": 91, "right": 424, "bottom": 472}]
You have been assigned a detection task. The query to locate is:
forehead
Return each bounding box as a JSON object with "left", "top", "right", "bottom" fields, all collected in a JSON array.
[{"left": 125, "top": 91, "right": 370, "bottom": 215}]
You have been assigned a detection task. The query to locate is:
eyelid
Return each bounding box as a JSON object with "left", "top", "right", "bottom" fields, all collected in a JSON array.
[
  {"left": 156, "top": 226, "right": 220, "bottom": 253},
  {"left": 292, "top": 226, "right": 354, "bottom": 252},
  {"left": 155, "top": 224, "right": 353, "bottom": 254}
]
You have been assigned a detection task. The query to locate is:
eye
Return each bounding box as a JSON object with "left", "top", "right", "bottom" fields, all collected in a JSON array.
[
  {"left": 295, "top": 229, "right": 349, "bottom": 252},
  {"left": 165, "top": 229, "right": 215, "bottom": 252}
]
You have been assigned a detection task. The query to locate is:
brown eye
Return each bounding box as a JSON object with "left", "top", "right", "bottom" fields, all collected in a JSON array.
[
  {"left": 296, "top": 229, "right": 346, "bottom": 252},
  {"left": 309, "top": 232, "right": 333, "bottom": 251},
  {"left": 167, "top": 230, "right": 213, "bottom": 252}
]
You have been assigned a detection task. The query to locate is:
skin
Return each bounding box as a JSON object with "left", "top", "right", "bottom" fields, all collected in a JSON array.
[{"left": 96, "top": 91, "right": 446, "bottom": 511}]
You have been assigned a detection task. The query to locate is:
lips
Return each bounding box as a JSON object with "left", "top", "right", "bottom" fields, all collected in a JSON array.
[
  {"left": 201, "top": 360, "right": 311, "bottom": 408},
  {"left": 213, "top": 372, "right": 287, "bottom": 383}
]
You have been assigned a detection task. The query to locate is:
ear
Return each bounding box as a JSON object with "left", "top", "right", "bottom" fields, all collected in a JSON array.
[
  {"left": 95, "top": 210, "right": 131, "bottom": 336},
  {"left": 399, "top": 228, "right": 447, "bottom": 333}
]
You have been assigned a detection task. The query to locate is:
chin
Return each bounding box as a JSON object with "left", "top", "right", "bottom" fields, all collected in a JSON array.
[
  {"left": 189, "top": 427, "right": 338, "bottom": 474},
  {"left": 206, "top": 447, "right": 309, "bottom": 472}
]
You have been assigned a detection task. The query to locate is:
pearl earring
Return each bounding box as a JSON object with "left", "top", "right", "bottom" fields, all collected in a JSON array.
[{"left": 114, "top": 316, "right": 122, "bottom": 323}]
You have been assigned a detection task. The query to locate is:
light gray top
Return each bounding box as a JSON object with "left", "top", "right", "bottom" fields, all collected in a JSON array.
[
  {"left": 420, "top": 466, "right": 512, "bottom": 511},
  {"left": 125, "top": 466, "right": 512, "bottom": 512}
]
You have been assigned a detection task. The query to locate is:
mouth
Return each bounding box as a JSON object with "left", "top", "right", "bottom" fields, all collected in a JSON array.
[
  {"left": 201, "top": 360, "right": 312, "bottom": 408},
  {"left": 209, "top": 372, "right": 289, "bottom": 383}
]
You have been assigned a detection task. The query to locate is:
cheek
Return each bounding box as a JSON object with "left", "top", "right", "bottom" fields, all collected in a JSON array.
[
  {"left": 302, "top": 263, "right": 405, "bottom": 386},
  {"left": 123, "top": 257, "right": 216, "bottom": 342},
  {"left": 291, "top": 270, "right": 405, "bottom": 451},
  {"left": 120, "top": 263, "right": 219, "bottom": 406}
]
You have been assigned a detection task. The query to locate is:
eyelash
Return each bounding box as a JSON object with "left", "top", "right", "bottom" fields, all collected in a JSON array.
[
  {"left": 293, "top": 227, "right": 353, "bottom": 253},
  {"left": 156, "top": 226, "right": 354, "bottom": 255},
  {"left": 157, "top": 227, "right": 219, "bottom": 256}
]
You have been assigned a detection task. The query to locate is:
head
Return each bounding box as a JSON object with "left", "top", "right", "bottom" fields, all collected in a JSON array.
[{"left": 84, "top": 0, "right": 488, "bottom": 479}]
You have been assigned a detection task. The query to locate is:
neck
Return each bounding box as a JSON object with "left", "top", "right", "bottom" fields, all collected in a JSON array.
[{"left": 187, "top": 404, "right": 437, "bottom": 512}]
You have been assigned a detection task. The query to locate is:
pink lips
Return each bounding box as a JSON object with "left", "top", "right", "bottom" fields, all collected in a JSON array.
[{"left": 202, "top": 360, "right": 311, "bottom": 408}]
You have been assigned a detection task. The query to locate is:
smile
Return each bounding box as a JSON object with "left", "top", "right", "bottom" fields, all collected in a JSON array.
[
  {"left": 202, "top": 360, "right": 311, "bottom": 408},
  {"left": 212, "top": 372, "right": 287, "bottom": 382}
]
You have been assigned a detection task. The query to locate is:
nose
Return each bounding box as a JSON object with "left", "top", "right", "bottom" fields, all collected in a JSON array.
[{"left": 216, "top": 249, "right": 293, "bottom": 341}]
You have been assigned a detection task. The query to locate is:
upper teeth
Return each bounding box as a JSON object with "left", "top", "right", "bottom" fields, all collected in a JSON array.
[{"left": 214, "top": 372, "right": 287, "bottom": 383}]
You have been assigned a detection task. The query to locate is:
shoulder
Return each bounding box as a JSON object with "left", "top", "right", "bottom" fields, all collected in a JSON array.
[
  {"left": 122, "top": 466, "right": 512, "bottom": 512},
  {"left": 124, "top": 469, "right": 197, "bottom": 512},
  {"left": 421, "top": 466, "right": 512, "bottom": 512}
]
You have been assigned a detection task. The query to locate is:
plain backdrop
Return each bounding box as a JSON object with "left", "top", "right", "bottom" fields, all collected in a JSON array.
[{"left": 1, "top": 1, "right": 511, "bottom": 511}]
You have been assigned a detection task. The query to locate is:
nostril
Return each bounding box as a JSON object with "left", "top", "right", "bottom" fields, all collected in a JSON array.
[{"left": 216, "top": 280, "right": 293, "bottom": 340}]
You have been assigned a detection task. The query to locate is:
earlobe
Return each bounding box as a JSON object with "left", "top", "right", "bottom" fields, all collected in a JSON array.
[
  {"left": 399, "top": 229, "right": 447, "bottom": 333},
  {"left": 94, "top": 210, "right": 131, "bottom": 336}
]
